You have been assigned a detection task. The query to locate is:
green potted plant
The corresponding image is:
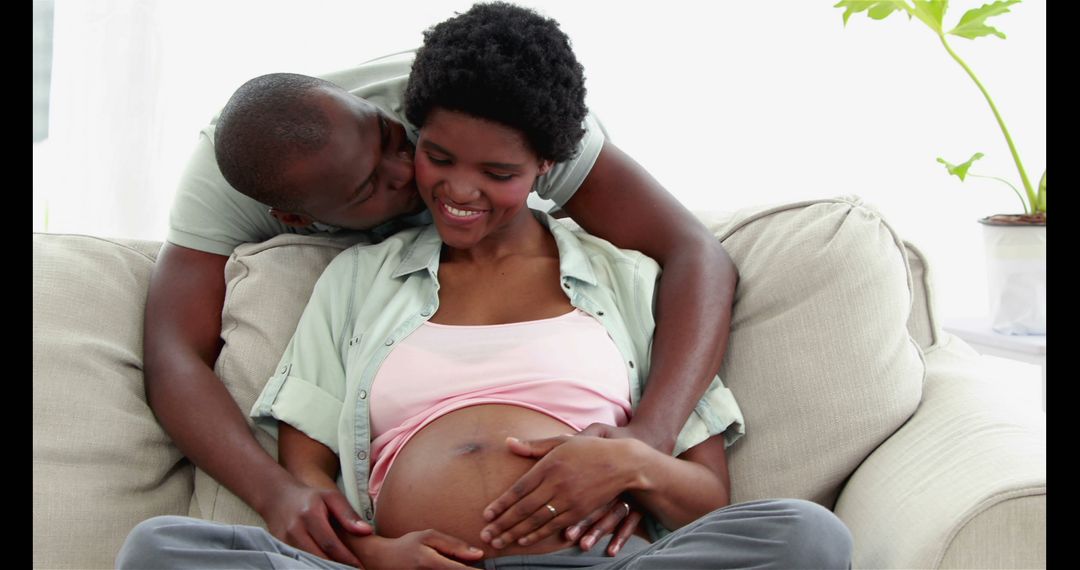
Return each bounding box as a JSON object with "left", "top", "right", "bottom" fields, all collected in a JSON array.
[{"left": 835, "top": 0, "right": 1045, "bottom": 335}]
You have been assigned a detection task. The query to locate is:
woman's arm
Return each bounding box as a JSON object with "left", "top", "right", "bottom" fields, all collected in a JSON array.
[
  {"left": 621, "top": 434, "right": 730, "bottom": 531},
  {"left": 280, "top": 423, "right": 486, "bottom": 568},
  {"left": 481, "top": 434, "right": 730, "bottom": 549},
  {"left": 277, "top": 423, "right": 366, "bottom": 566}
]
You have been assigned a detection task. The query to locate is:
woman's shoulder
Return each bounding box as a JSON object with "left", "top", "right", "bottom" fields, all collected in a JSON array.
[{"left": 544, "top": 215, "right": 660, "bottom": 274}]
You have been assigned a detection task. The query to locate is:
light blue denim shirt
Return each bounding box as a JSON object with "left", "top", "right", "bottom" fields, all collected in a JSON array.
[{"left": 251, "top": 211, "right": 745, "bottom": 534}]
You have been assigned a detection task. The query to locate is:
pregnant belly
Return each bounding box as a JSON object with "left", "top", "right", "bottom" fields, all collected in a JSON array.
[{"left": 373, "top": 404, "right": 586, "bottom": 557}]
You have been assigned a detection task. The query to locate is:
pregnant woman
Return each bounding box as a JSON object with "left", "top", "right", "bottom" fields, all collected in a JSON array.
[{"left": 117, "top": 4, "right": 851, "bottom": 569}]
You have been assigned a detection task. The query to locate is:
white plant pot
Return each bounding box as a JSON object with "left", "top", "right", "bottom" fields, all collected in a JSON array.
[{"left": 980, "top": 218, "right": 1046, "bottom": 335}]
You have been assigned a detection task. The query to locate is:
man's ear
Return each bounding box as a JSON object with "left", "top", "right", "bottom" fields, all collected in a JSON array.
[
  {"left": 268, "top": 208, "right": 315, "bottom": 228},
  {"left": 537, "top": 159, "right": 555, "bottom": 176}
]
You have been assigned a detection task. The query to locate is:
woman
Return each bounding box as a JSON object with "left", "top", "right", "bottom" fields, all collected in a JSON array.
[{"left": 117, "top": 3, "right": 851, "bottom": 568}]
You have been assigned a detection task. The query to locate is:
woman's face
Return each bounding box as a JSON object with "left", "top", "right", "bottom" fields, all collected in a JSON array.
[{"left": 414, "top": 108, "right": 552, "bottom": 251}]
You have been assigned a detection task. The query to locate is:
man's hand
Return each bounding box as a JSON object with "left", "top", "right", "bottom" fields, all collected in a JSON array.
[
  {"left": 578, "top": 421, "right": 671, "bottom": 456},
  {"left": 480, "top": 434, "right": 642, "bottom": 554},
  {"left": 563, "top": 499, "right": 644, "bottom": 556},
  {"left": 263, "top": 480, "right": 373, "bottom": 567},
  {"left": 344, "top": 530, "right": 485, "bottom": 569}
]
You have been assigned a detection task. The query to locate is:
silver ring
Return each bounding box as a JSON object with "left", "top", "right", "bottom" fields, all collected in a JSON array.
[
  {"left": 620, "top": 501, "right": 631, "bottom": 516},
  {"left": 546, "top": 504, "right": 558, "bottom": 517}
]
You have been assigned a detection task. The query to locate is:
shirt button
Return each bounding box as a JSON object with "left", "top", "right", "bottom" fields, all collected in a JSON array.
[
  {"left": 420, "top": 308, "right": 431, "bottom": 317},
  {"left": 357, "top": 450, "right": 368, "bottom": 460},
  {"left": 384, "top": 338, "right": 394, "bottom": 346},
  {"left": 597, "top": 311, "right": 605, "bottom": 316},
  {"left": 278, "top": 365, "right": 288, "bottom": 374},
  {"left": 358, "top": 390, "right": 368, "bottom": 399},
  {"left": 628, "top": 361, "right": 635, "bottom": 368}
]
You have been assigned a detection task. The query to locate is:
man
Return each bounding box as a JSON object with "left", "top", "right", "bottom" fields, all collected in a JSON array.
[{"left": 144, "top": 49, "right": 738, "bottom": 566}]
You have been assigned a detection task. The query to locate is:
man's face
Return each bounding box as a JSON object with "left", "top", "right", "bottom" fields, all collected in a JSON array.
[{"left": 279, "top": 88, "right": 423, "bottom": 230}]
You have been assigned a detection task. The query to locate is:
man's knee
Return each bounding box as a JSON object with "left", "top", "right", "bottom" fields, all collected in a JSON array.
[
  {"left": 773, "top": 499, "right": 853, "bottom": 569},
  {"left": 115, "top": 515, "right": 216, "bottom": 569}
]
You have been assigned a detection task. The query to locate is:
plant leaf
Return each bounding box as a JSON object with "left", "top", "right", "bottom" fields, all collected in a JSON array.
[
  {"left": 834, "top": 0, "right": 909, "bottom": 25},
  {"left": 911, "top": 0, "right": 948, "bottom": 33},
  {"left": 1037, "top": 169, "right": 1046, "bottom": 212},
  {"left": 937, "top": 152, "right": 985, "bottom": 181},
  {"left": 949, "top": 0, "right": 1020, "bottom": 40}
]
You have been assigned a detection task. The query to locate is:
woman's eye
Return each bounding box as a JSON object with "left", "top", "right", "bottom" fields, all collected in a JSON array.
[
  {"left": 426, "top": 154, "right": 451, "bottom": 165},
  {"left": 486, "top": 172, "right": 514, "bottom": 181}
]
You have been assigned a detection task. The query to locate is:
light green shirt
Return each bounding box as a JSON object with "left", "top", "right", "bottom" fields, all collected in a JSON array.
[
  {"left": 250, "top": 211, "right": 745, "bottom": 534},
  {"left": 167, "top": 50, "right": 607, "bottom": 255}
]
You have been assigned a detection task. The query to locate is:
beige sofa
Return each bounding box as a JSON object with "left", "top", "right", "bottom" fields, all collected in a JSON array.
[{"left": 33, "top": 196, "right": 1046, "bottom": 569}]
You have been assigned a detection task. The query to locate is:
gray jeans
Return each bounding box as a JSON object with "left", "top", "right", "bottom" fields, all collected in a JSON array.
[{"left": 116, "top": 499, "right": 852, "bottom": 569}]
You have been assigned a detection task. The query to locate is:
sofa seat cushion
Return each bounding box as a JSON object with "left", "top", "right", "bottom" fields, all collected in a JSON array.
[{"left": 33, "top": 234, "right": 192, "bottom": 569}]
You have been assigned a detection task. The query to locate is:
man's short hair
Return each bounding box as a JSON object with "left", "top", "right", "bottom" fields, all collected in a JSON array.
[
  {"left": 404, "top": 2, "right": 588, "bottom": 162},
  {"left": 214, "top": 73, "right": 341, "bottom": 211}
]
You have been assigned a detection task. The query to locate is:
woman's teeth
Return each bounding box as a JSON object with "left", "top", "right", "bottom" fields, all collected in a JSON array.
[{"left": 445, "top": 204, "right": 483, "bottom": 217}]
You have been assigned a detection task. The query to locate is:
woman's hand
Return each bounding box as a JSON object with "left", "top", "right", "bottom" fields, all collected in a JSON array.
[
  {"left": 480, "top": 434, "right": 643, "bottom": 554},
  {"left": 348, "top": 530, "right": 485, "bottom": 569}
]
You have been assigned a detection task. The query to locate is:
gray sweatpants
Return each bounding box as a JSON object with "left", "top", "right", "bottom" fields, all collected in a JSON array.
[{"left": 116, "top": 499, "right": 852, "bottom": 569}]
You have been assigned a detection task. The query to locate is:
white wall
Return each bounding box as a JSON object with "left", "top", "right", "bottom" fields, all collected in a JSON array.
[{"left": 34, "top": 0, "right": 1046, "bottom": 322}]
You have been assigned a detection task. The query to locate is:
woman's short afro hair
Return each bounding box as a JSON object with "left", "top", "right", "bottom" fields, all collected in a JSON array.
[{"left": 404, "top": 2, "right": 588, "bottom": 162}]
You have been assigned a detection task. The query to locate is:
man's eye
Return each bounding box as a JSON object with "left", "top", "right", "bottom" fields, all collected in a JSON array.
[
  {"left": 355, "top": 176, "right": 376, "bottom": 203},
  {"left": 486, "top": 172, "right": 514, "bottom": 181},
  {"left": 379, "top": 116, "right": 391, "bottom": 150}
]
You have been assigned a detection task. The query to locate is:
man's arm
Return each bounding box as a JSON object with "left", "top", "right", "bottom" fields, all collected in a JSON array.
[
  {"left": 561, "top": 139, "right": 738, "bottom": 454},
  {"left": 142, "top": 243, "right": 369, "bottom": 565},
  {"left": 481, "top": 140, "right": 737, "bottom": 551}
]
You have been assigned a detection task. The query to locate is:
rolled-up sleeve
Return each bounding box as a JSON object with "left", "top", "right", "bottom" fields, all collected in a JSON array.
[
  {"left": 673, "top": 376, "right": 746, "bottom": 457},
  {"left": 250, "top": 252, "right": 354, "bottom": 454}
]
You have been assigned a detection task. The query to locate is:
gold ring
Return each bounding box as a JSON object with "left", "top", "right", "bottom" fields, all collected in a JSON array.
[{"left": 546, "top": 504, "right": 558, "bottom": 517}]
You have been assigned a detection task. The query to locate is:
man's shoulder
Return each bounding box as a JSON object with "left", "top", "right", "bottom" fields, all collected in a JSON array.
[
  {"left": 332, "top": 224, "right": 430, "bottom": 270},
  {"left": 318, "top": 50, "right": 415, "bottom": 96}
]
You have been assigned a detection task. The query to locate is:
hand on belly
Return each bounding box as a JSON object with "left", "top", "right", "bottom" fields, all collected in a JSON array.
[{"left": 374, "top": 404, "right": 578, "bottom": 557}]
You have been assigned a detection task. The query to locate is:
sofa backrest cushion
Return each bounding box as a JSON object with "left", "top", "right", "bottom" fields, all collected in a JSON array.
[
  {"left": 196, "top": 197, "right": 925, "bottom": 522},
  {"left": 194, "top": 232, "right": 370, "bottom": 524},
  {"left": 33, "top": 234, "right": 191, "bottom": 570},
  {"left": 700, "top": 197, "right": 925, "bottom": 506}
]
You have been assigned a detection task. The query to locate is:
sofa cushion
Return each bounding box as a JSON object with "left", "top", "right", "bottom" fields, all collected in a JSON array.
[
  {"left": 33, "top": 234, "right": 191, "bottom": 570},
  {"left": 708, "top": 197, "right": 924, "bottom": 508},
  {"left": 193, "top": 232, "right": 370, "bottom": 525},
  {"left": 196, "top": 196, "right": 924, "bottom": 521}
]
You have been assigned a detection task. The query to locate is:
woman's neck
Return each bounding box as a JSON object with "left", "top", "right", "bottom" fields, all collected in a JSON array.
[{"left": 440, "top": 209, "right": 554, "bottom": 266}]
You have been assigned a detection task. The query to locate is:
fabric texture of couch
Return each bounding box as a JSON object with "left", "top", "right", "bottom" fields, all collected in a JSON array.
[{"left": 32, "top": 196, "right": 1046, "bottom": 569}]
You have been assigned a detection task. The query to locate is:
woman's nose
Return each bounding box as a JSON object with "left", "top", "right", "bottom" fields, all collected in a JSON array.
[{"left": 443, "top": 175, "right": 480, "bottom": 204}]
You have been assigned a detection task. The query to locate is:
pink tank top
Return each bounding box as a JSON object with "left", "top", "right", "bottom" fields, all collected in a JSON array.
[{"left": 367, "top": 308, "right": 631, "bottom": 502}]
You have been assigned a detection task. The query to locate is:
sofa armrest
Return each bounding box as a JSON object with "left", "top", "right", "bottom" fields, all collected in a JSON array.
[{"left": 834, "top": 335, "right": 1046, "bottom": 569}]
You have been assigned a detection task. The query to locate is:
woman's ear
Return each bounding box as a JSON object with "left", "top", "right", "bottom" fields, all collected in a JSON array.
[
  {"left": 268, "top": 208, "right": 315, "bottom": 228},
  {"left": 537, "top": 159, "right": 555, "bottom": 176}
]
